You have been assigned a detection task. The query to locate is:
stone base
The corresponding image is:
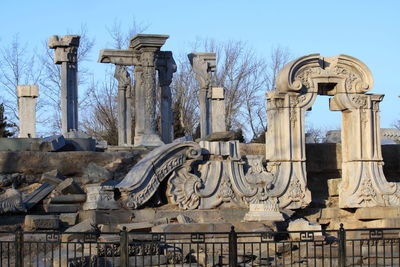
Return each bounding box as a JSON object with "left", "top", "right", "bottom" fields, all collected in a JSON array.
[
  {"left": 134, "top": 134, "right": 164, "bottom": 147},
  {"left": 243, "top": 204, "right": 285, "bottom": 222}
]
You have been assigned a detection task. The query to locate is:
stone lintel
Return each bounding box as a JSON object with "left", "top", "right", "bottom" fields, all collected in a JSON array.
[
  {"left": 17, "top": 85, "right": 39, "bottom": 98},
  {"left": 129, "top": 34, "right": 169, "bottom": 51},
  {"left": 98, "top": 49, "right": 140, "bottom": 65},
  {"left": 48, "top": 35, "right": 80, "bottom": 49}
]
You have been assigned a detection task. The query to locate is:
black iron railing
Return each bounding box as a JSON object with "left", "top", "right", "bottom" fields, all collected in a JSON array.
[{"left": 1, "top": 224, "right": 400, "bottom": 266}]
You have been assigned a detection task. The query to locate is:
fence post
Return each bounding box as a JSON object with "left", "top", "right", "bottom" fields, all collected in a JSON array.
[
  {"left": 120, "top": 226, "right": 128, "bottom": 267},
  {"left": 229, "top": 226, "right": 238, "bottom": 267},
  {"left": 15, "top": 226, "right": 23, "bottom": 267},
  {"left": 338, "top": 223, "right": 346, "bottom": 267}
]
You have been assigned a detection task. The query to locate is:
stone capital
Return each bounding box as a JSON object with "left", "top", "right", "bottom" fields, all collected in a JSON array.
[
  {"left": 156, "top": 51, "right": 177, "bottom": 86},
  {"left": 114, "top": 65, "right": 131, "bottom": 89},
  {"left": 17, "top": 85, "right": 39, "bottom": 98},
  {"left": 188, "top": 52, "right": 216, "bottom": 89},
  {"left": 48, "top": 35, "right": 80, "bottom": 64}
]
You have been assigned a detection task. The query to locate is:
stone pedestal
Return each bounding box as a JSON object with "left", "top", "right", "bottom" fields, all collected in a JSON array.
[
  {"left": 211, "top": 87, "right": 226, "bottom": 133},
  {"left": 17, "top": 85, "right": 38, "bottom": 138},
  {"left": 243, "top": 203, "right": 284, "bottom": 222},
  {"left": 82, "top": 184, "right": 119, "bottom": 210},
  {"left": 48, "top": 35, "right": 80, "bottom": 135},
  {"left": 188, "top": 52, "right": 216, "bottom": 138}
]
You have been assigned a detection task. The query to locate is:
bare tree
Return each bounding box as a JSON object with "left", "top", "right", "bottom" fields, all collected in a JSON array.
[
  {"left": 0, "top": 34, "right": 43, "bottom": 127},
  {"left": 81, "top": 19, "right": 148, "bottom": 144}
]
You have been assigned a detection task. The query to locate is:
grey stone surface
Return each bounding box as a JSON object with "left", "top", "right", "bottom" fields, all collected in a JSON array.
[
  {"left": 23, "top": 183, "right": 55, "bottom": 210},
  {"left": 48, "top": 35, "right": 80, "bottom": 135},
  {"left": 63, "top": 218, "right": 95, "bottom": 242},
  {"left": 49, "top": 194, "right": 86, "bottom": 203},
  {"left": 17, "top": 85, "right": 38, "bottom": 138},
  {"left": 188, "top": 52, "right": 216, "bottom": 138},
  {"left": 202, "top": 130, "right": 239, "bottom": 141},
  {"left": 287, "top": 219, "right": 322, "bottom": 240},
  {"left": 117, "top": 222, "right": 153, "bottom": 232},
  {"left": 40, "top": 135, "right": 66, "bottom": 151},
  {"left": 80, "top": 162, "right": 113, "bottom": 185}
]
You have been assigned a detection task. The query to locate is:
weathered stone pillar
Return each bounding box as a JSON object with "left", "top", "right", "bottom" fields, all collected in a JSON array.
[
  {"left": 156, "top": 51, "right": 177, "bottom": 143},
  {"left": 188, "top": 53, "right": 216, "bottom": 138},
  {"left": 17, "top": 85, "right": 38, "bottom": 138},
  {"left": 114, "top": 65, "right": 132, "bottom": 146},
  {"left": 48, "top": 35, "right": 80, "bottom": 136},
  {"left": 211, "top": 87, "right": 226, "bottom": 133},
  {"left": 130, "top": 35, "right": 168, "bottom": 147},
  {"left": 99, "top": 34, "right": 168, "bottom": 147}
]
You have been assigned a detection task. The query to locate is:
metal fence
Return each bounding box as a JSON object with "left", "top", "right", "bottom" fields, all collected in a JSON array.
[{"left": 0, "top": 224, "right": 399, "bottom": 266}]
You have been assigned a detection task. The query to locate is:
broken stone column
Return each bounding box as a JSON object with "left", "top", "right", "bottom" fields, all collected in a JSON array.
[
  {"left": 48, "top": 35, "right": 80, "bottom": 136},
  {"left": 114, "top": 65, "right": 133, "bottom": 146},
  {"left": 188, "top": 52, "right": 216, "bottom": 138},
  {"left": 130, "top": 35, "right": 168, "bottom": 147},
  {"left": 156, "top": 51, "right": 177, "bottom": 144},
  {"left": 99, "top": 34, "right": 168, "bottom": 147},
  {"left": 211, "top": 87, "right": 226, "bottom": 133},
  {"left": 17, "top": 85, "right": 38, "bottom": 138}
]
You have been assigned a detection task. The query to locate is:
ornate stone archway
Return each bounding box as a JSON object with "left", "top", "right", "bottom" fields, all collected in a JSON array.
[{"left": 268, "top": 54, "right": 400, "bottom": 208}]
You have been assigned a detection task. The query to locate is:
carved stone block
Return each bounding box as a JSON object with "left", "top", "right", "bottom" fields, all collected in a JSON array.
[
  {"left": 82, "top": 184, "right": 119, "bottom": 210},
  {"left": 24, "top": 215, "right": 60, "bottom": 230},
  {"left": 243, "top": 203, "right": 284, "bottom": 222}
]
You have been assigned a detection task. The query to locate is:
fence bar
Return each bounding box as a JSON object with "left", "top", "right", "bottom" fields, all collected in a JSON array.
[
  {"left": 229, "top": 226, "right": 237, "bottom": 267},
  {"left": 338, "top": 223, "right": 346, "bottom": 267},
  {"left": 120, "top": 227, "right": 128, "bottom": 267},
  {"left": 15, "top": 226, "right": 23, "bottom": 267}
]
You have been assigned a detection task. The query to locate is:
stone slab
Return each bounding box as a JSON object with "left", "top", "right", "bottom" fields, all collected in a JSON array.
[
  {"left": 40, "top": 135, "right": 66, "bottom": 151},
  {"left": 49, "top": 194, "right": 86, "bottom": 203},
  {"left": 79, "top": 210, "right": 134, "bottom": 224},
  {"left": 355, "top": 207, "right": 400, "bottom": 220},
  {"left": 54, "top": 178, "right": 84, "bottom": 195},
  {"left": 59, "top": 213, "right": 78, "bottom": 226},
  {"left": 63, "top": 219, "right": 95, "bottom": 242},
  {"left": 40, "top": 169, "right": 65, "bottom": 185},
  {"left": 23, "top": 183, "right": 55, "bottom": 210},
  {"left": 24, "top": 215, "right": 60, "bottom": 230},
  {"left": 117, "top": 222, "right": 154, "bottom": 232},
  {"left": 44, "top": 203, "right": 80, "bottom": 213},
  {"left": 287, "top": 219, "right": 322, "bottom": 240},
  {"left": 152, "top": 223, "right": 232, "bottom": 233}
]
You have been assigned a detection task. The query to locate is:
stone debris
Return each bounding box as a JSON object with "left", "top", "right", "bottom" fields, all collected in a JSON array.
[
  {"left": 62, "top": 219, "right": 96, "bottom": 242},
  {"left": 39, "top": 135, "right": 66, "bottom": 151},
  {"left": 59, "top": 213, "right": 78, "bottom": 226},
  {"left": 82, "top": 184, "right": 119, "bottom": 210},
  {"left": 80, "top": 162, "right": 113, "bottom": 185},
  {"left": 54, "top": 178, "right": 84, "bottom": 195},
  {"left": 117, "top": 222, "right": 154, "bottom": 232},
  {"left": 44, "top": 203, "right": 80, "bottom": 213},
  {"left": 40, "top": 169, "right": 65, "bottom": 185},
  {"left": 23, "top": 183, "right": 55, "bottom": 210},
  {"left": 24, "top": 215, "right": 60, "bottom": 230},
  {"left": 0, "top": 188, "right": 26, "bottom": 213}
]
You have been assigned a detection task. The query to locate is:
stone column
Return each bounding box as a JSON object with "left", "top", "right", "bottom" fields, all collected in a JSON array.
[
  {"left": 114, "top": 65, "right": 132, "bottom": 146},
  {"left": 188, "top": 52, "right": 216, "bottom": 138},
  {"left": 17, "top": 85, "right": 38, "bottom": 138},
  {"left": 156, "top": 51, "right": 177, "bottom": 144},
  {"left": 48, "top": 35, "right": 80, "bottom": 136},
  {"left": 211, "top": 87, "right": 226, "bottom": 133},
  {"left": 130, "top": 34, "right": 168, "bottom": 147}
]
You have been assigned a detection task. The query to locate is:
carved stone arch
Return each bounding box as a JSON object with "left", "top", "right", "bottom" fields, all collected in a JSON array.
[
  {"left": 116, "top": 142, "right": 202, "bottom": 209},
  {"left": 268, "top": 53, "right": 400, "bottom": 209}
]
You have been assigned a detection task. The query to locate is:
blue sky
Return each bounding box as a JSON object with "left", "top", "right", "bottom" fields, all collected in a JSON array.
[{"left": 1, "top": 0, "right": 399, "bottom": 130}]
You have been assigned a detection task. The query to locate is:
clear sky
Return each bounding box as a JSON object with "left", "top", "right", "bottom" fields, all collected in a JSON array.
[{"left": 1, "top": 0, "right": 399, "bottom": 130}]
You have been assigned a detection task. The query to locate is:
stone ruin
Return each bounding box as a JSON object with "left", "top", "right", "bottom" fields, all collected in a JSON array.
[{"left": 0, "top": 34, "right": 400, "bottom": 241}]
